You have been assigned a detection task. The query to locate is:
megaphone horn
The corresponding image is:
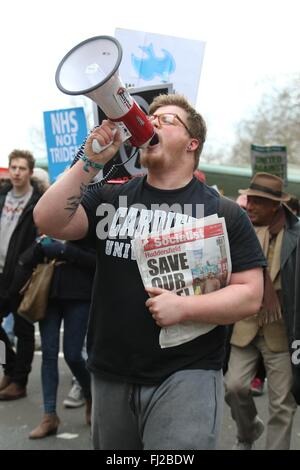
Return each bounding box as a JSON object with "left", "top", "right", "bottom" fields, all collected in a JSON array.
[{"left": 55, "top": 36, "right": 154, "bottom": 152}]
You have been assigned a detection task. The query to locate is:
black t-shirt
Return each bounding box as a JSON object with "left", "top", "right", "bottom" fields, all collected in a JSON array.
[{"left": 82, "top": 176, "right": 266, "bottom": 384}]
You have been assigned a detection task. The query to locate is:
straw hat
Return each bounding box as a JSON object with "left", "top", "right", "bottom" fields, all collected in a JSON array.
[{"left": 238, "top": 172, "right": 290, "bottom": 202}]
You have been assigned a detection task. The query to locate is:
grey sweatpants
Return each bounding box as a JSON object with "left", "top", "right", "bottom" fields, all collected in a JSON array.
[{"left": 91, "top": 369, "right": 224, "bottom": 450}]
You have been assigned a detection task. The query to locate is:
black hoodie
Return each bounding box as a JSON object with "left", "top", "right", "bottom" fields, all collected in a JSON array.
[{"left": 0, "top": 182, "right": 41, "bottom": 302}]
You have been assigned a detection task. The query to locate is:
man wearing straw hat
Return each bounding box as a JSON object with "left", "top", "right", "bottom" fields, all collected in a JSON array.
[{"left": 225, "top": 172, "right": 300, "bottom": 450}]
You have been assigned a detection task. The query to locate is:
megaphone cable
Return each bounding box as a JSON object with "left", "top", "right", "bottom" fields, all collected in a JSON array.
[
  {"left": 70, "top": 140, "right": 139, "bottom": 188},
  {"left": 91, "top": 147, "right": 139, "bottom": 188}
]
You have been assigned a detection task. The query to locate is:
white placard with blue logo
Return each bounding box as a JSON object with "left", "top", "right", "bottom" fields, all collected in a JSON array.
[
  {"left": 43, "top": 107, "right": 87, "bottom": 182},
  {"left": 115, "top": 28, "right": 206, "bottom": 106}
]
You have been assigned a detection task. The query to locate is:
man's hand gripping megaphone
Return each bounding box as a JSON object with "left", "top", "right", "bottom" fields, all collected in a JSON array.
[{"left": 84, "top": 120, "right": 123, "bottom": 167}]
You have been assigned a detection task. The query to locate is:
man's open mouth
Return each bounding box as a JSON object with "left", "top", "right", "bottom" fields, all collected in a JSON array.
[{"left": 148, "top": 133, "right": 159, "bottom": 147}]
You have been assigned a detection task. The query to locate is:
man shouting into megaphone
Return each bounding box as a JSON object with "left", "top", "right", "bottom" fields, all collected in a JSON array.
[{"left": 34, "top": 93, "right": 265, "bottom": 450}]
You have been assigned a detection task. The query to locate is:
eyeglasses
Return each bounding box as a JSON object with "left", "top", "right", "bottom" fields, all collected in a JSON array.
[{"left": 148, "top": 113, "right": 191, "bottom": 135}]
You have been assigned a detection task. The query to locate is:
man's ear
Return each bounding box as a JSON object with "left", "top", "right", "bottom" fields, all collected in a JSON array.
[{"left": 187, "top": 139, "right": 199, "bottom": 152}]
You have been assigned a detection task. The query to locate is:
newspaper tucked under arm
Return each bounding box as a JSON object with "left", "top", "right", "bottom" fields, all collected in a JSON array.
[{"left": 132, "top": 215, "right": 232, "bottom": 348}]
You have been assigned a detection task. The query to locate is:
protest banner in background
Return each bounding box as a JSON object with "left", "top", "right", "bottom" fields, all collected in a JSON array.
[
  {"left": 251, "top": 144, "right": 287, "bottom": 185},
  {"left": 115, "top": 28, "right": 206, "bottom": 105},
  {"left": 43, "top": 107, "right": 87, "bottom": 182}
]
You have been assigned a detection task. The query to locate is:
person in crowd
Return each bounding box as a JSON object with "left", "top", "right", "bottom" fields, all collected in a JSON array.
[
  {"left": 1, "top": 313, "right": 15, "bottom": 347},
  {"left": 21, "top": 236, "right": 96, "bottom": 438},
  {"left": 0, "top": 150, "right": 42, "bottom": 400},
  {"left": 235, "top": 192, "right": 267, "bottom": 395},
  {"left": 193, "top": 168, "right": 206, "bottom": 183},
  {"left": 286, "top": 195, "right": 300, "bottom": 218},
  {"left": 250, "top": 356, "right": 266, "bottom": 396},
  {"left": 63, "top": 377, "right": 85, "bottom": 408},
  {"left": 33, "top": 94, "right": 265, "bottom": 450},
  {"left": 292, "top": 235, "right": 300, "bottom": 406},
  {"left": 225, "top": 172, "right": 300, "bottom": 450},
  {"left": 32, "top": 167, "right": 50, "bottom": 194},
  {"left": 1, "top": 168, "right": 50, "bottom": 352},
  {"left": 235, "top": 194, "right": 247, "bottom": 210}
]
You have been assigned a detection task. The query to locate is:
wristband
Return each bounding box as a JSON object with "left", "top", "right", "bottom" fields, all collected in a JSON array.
[{"left": 81, "top": 154, "right": 104, "bottom": 173}]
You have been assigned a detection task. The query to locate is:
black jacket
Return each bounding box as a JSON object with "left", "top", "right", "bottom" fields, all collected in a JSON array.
[
  {"left": 11, "top": 238, "right": 96, "bottom": 304},
  {"left": 281, "top": 206, "right": 300, "bottom": 346},
  {"left": 280, "top": 206, "right": 300, "bottom": 404},
  {"left": 49, "top": 239, "right": 96, "bottom": 301},
  {"left": 0, "top": 183, "right": 41, "bottom": 305}
]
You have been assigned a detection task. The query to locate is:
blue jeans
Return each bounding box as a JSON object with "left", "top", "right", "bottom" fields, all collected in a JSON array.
[{"left": 39, "top": 299, "right": 91, "bottom": 414}]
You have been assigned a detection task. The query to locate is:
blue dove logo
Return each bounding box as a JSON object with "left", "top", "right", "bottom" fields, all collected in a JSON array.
[{"left": 131, "top": 43, "right": 176, "bottom": 82}]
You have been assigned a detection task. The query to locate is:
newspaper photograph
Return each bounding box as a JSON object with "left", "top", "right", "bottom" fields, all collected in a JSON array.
[{"left": 132, "top": 215, "right": 232, "bottom": 348}]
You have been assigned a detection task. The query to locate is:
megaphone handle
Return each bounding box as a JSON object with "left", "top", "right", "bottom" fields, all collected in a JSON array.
[
  {"left": 92, "top": 129, "right": 117, "bottom": 154},
  {"left": 92, "top": 139, "right": 111, "bottom": 153}
]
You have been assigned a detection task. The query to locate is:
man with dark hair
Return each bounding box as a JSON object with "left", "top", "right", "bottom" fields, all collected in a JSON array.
[
  {"left": 0, "top": 149, "right": 42, "bottom": 400},
  {"left": 225, "top": 172, "right": 300, "bottom": 450},
  {"left": 34, "top": 94, "right": 265, "bottom": 450}
]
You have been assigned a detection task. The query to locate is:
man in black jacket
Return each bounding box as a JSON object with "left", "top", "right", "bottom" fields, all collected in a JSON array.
[{"left": 0, "top": 149, "right": 41, "bottom": 400}]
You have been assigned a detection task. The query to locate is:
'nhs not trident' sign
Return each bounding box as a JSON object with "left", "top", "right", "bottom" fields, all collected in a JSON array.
[{"left": 43, "top": 107, "right": 87, "bottom": 183}]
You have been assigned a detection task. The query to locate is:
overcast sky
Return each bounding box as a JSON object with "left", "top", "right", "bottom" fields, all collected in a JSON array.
[{"left": 1, "top": 0, "right": 299, "bottom": 167}]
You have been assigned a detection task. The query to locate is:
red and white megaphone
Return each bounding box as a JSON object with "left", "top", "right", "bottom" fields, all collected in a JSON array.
[{"left": 55, "top": 36, "right": 154, "bottom": 153}]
